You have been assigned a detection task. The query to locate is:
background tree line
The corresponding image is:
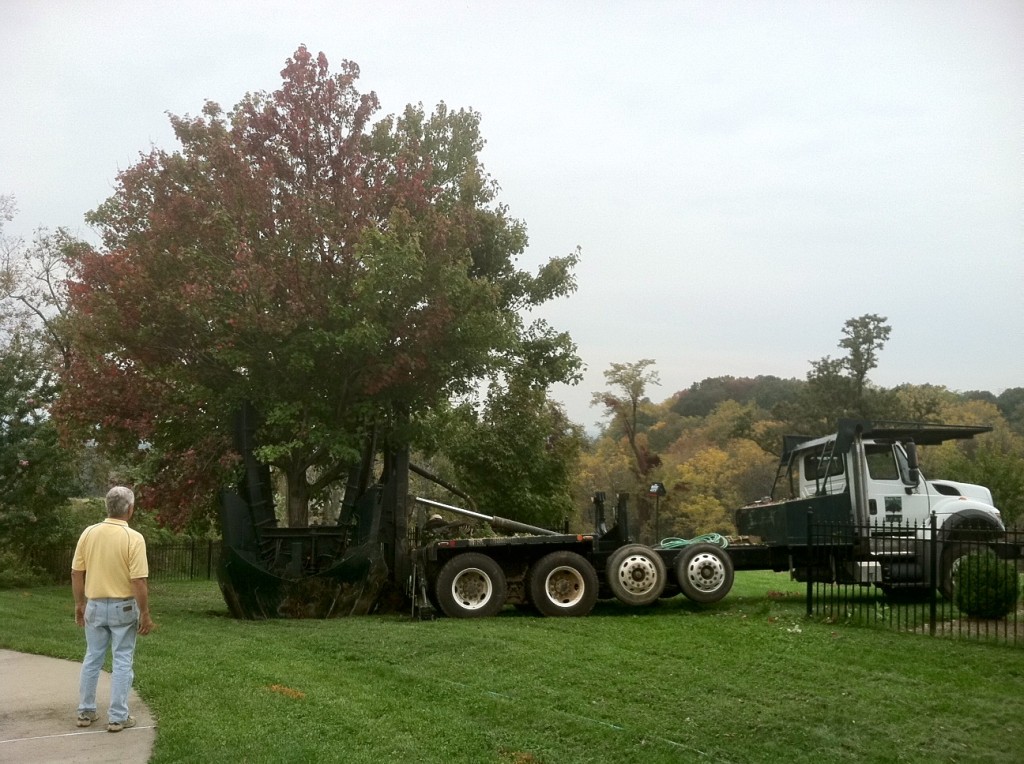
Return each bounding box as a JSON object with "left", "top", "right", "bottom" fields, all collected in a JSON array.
[{"left": 580, "top": 315, "right": 1024, "bottom": 542}]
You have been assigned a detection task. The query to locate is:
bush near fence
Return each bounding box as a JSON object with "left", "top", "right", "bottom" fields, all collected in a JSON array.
[{"left": 25, "top": 539, "right": 221, "bottom": 584}]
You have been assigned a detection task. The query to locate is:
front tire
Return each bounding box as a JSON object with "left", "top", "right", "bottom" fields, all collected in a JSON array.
[
  {"left": 675, "top": 543, "right": 734, "bottom": 603},
  {"left": 606, "top": 544, "right": 666, "bottom": 606},
  {"left": 434, "top": 553, "right": 508, "bottom": 618},
  {"left": 529, "top": 551, "right": 599, "bottom": 617}
]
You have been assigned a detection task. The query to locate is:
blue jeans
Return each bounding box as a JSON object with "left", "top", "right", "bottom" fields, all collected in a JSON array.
[{"left": 78, "top": 598, "right": 139, "bottom": 722}]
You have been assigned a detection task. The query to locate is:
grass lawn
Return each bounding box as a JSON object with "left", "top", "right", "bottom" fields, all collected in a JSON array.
[{"left": 2, "top": 571, "right": 1023, "bottom": 763}]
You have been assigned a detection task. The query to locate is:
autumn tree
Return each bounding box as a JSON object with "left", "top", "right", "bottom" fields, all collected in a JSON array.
[
  {"left": 909, "top": 396, "right": 1024, "bottom": 527},
  {"left": 591, "top": 359, "right": 661, "bottom": 477},
  {"left": 663, "top": 437, "right": 775, "bottom": 537},
  {"left": 57, "top": 47, "right": 580, "bottom": 529},
  {"left": 589, "top": 359, "right": 664, "bottom": 539}
]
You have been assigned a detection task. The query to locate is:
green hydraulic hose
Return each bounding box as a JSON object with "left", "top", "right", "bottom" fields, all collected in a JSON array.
[{"left": 658, "top": 533, "right": 729, "bottom": 549}]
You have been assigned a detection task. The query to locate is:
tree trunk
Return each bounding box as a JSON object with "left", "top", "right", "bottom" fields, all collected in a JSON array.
[{"left": 286, "top": 462, "right": 310, "bottom": 527}]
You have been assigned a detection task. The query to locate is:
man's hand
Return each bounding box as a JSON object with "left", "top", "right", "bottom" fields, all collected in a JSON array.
[
  {"left": 72, "top": 569, "right": 87, "bottom": 627},
  {"left": 138, "top": 611, "right": 155, "bottom": 636},
  {"left": 130, "top": 577, "right": 153, "bottom": 635}
]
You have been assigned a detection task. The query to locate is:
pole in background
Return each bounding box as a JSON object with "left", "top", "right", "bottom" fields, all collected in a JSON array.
[{"left": 648, "top": 482, "right": 667, "bottom": 543}]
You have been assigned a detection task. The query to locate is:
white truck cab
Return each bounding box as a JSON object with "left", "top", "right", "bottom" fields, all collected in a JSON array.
[
  {"left": 745, "top": 419, "right": 1005, "bottom": 593},
  {"left": 785, "top": 421, "right": 1002, "bottom": 534}
]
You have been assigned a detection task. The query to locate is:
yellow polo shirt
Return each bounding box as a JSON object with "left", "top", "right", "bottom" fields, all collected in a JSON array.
[{"left": 71, "top": 519, "right": 149, "bottom": 599}]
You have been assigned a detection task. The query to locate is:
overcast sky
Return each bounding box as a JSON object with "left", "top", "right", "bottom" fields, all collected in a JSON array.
[{"left": 3, "top": 1, "right": 1021, "bottom": 430}]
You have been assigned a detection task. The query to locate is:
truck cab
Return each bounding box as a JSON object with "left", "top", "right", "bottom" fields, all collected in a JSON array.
[
  {"left": 736, "top": 419, "right": 1003, "bottom": 591},
  {"left": 777, "top": 420, "right": 1001, "bottom": 532}
]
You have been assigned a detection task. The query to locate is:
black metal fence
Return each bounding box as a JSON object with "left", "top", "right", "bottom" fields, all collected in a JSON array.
[
  {"left": 29, "top": 539, "right": 221, "bottom": 584},
  {"left": 806, "top": 516, "right": 1023, "bottom": 647}
]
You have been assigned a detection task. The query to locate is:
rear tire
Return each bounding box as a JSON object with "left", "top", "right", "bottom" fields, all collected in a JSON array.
[
  {"left": 606, "top": 544, "right": 666, "bottom": 606},
  {"left": 529, "top": 551, "right": 599, "bottom": 617},
  {"left": 434, "top": 553, "right": 508, "bottom": 618},
  {"left": 675, "top": 543, "right": 734, "bottom": 603}
]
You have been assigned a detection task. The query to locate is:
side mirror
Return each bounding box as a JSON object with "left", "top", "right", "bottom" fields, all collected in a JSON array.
[{"left": 905, "top": 441, "right": 920, "bottom": 487}]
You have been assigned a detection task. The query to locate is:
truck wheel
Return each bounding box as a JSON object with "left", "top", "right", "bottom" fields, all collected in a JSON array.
[
  {"left": 675, "top": 543, "right": 734, "bottom": 603},
  {"left": 434, "top": 553, "right": 508, "bottom": 618},
  {"left": 528, "top": 551, "right": 599, "bottom": 617},
  {"left": 606, "top": 544, "right": 666, "bottom": 606}
]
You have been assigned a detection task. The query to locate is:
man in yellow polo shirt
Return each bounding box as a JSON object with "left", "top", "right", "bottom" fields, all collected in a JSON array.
[{"left": 71, "top": 486, "right": 155, "bottom": 732}]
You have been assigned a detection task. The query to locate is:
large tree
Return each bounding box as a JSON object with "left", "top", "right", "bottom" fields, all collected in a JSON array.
[{"left": 57, "top": 47, "right": 580, "bottom": 528}]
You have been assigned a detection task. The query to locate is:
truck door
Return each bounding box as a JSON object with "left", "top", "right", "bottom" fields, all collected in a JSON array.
[{"left": 863, "top": 443, "right": 931, "bottom": 529}]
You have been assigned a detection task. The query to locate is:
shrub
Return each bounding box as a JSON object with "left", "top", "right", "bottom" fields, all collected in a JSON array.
[
  {"left": 0, "top": 549, "right": 51, "bottom": 589},
  {"left": 954, "top": 551, "right": 1020, "bottom": 619}
]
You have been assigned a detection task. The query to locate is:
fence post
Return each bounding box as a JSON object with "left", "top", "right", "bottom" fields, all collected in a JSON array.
[
  {"left": 189, "top": 537, "right": 196, "bottom": 580},
  {"left": 806, "top": 510, "right": 814, "bottom": 618},
  {"left": 929, "top": 513, "right": 937, "bottom": 637},
  {"left": 207, "top": 539, "right": 214, "bottom": 580}
]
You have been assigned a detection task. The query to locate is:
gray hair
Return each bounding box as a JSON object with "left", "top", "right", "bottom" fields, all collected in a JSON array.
[{"left": 105, "top": 486, "right": 135, "bottom": 518}]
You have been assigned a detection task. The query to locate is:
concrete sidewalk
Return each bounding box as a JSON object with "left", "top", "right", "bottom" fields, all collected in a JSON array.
[{"left": 0, "top": 649, "right": 155, "bottom": 763}]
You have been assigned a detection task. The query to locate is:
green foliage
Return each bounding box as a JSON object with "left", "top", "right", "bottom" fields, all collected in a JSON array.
[
  {"left": 837, "top": 313, "right": 891, "bottom": 394},
  {"left": 437, "top": 379, "right": 584, "bottom": 528},
  {"left": 954, "top": 552, "right": 1021, "bottom": 619},
  {"left": 889, "top": 382, "right": 958, "bottom": 422},
  {"left": 671, "top": 375, "right": 803, "bottom": 419},
  {"left": 799, "top": 313, "right": 893, "bottom": 432},
  {"left": 0, "top": 338, "right": 81, "bottom": 558},
  {"left": 997, "top": 387, "right": 1024, "bottom": 435},
  {"left": 922, "top": 415, "right": 1024, "bottom": 528},
  {"left": 1, "top": 200, "right": 110, "bottom": 556},
  {"left": 0, "top": 549, "right": 50, "bottom": 589}
]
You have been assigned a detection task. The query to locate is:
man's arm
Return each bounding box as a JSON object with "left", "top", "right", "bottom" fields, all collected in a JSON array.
[
  {"left": 72, "top": 569, "right": 87, "bottom": 627},
  {"left": 131, "top": 577, "right": 155, "bottom": 635}
]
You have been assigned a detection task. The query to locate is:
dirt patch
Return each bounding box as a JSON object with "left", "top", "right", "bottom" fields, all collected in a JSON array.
[{"left": 915, "top": 610, "right": 1024, "bottom": 643}]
